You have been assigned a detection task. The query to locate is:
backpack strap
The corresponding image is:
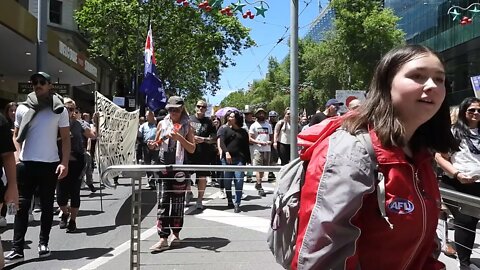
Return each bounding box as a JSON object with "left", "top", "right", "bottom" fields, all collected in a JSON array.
[{"left": 356, "top": 132, "right": 394, "bottom": 229}]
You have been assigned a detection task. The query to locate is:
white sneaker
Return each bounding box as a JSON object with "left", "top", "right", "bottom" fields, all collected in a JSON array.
[
  {"left": 0, "top": 216, "right": 7, "bottom": 227},
  {"left": 219, "top": 190, "right": 226, "bottom": 199},
  {"left": 241, "top": 193, "right": 247, "bottom": 200},
  {"left": 150, "top": 238, "right": 169, "bottom": 252},
  {"left": 28, "top": 213, "right": 34, "bottom": 223}
]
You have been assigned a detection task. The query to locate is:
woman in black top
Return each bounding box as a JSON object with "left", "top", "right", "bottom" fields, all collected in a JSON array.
[{"left": 219, "top": 110, "right": 251, "bottom": 213}]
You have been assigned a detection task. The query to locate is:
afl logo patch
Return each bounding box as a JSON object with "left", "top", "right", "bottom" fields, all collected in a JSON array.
[{"left": 388, "top": 198, "right": 414, "bottom": 214}]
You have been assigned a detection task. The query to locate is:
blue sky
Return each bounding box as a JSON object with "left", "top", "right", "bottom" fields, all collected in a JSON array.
[{"left": 206, "top": 0, "right": 328, "bottom": 105}]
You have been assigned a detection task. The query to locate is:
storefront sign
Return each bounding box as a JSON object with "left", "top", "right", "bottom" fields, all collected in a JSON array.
[
  {"left": 59, "top": 40, "right": 98, "bottom": 78},
  {"left": 18, "top": 82, "right": 70, "bottom": 95}
]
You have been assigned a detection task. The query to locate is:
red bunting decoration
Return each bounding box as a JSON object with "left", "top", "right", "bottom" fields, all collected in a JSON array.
[
  {"left": 448, "top": 3, "right": 480, "bottom": 26},
  {"left": 175, "top": 0, "right": 269, "bottom": 19}
]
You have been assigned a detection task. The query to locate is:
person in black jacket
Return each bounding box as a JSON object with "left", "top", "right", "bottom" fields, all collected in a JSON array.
[{"left": 219, "top": 110, "right": 251, "bottom": 213}]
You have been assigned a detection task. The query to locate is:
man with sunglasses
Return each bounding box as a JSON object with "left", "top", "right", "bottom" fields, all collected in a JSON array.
[
  {"left": 187, "top": 100, "right": 217, "bottom": 209},
  {"left": 309, "top": 98, "right": 344, "bottom": 126},
  {"left": 6, "top": 72, "right": 70, "bottom": 262}
]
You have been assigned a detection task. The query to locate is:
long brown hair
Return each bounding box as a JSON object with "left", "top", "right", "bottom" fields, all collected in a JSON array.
[{"left": 342, "top": 44, "right": 458, "bottom": 153}]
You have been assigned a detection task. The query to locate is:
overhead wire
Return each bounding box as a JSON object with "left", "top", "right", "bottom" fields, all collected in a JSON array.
[{"left": 233, "top": 0, "right": 314, "bottom": 89}]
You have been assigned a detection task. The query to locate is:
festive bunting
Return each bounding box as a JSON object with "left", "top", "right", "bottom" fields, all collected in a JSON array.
[
  {"left": 447, "top": 3, "right": 480, "bottom": 26},
  {"left": 174, "top": 0, "right": 270, "bottom": 19}
]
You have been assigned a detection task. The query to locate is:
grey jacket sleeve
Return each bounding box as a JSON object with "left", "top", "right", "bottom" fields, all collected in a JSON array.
[{"left": 297, "top": 130, "right": 376, "bottom": 270}]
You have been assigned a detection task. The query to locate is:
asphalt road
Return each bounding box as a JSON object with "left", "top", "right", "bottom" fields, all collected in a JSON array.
[{"left": 0, "top": 171, "right": 476, "bottom": 270}]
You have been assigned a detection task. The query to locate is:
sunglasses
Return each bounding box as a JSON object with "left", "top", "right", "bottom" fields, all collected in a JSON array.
[
  {"left": 32, "top": 79, "right": 47, "bottom": 86},
  {"left": 168, "top": 108, "right": 181, "bottom": 113},
  {"left": 196, "top": 105, "right": 207, "bottom": 109},
  {"left": 67, "top": 107, "right": 77, "bottom": 113},
  {"left": 467, "top": 108, "right": 480, "bottom": 114}
]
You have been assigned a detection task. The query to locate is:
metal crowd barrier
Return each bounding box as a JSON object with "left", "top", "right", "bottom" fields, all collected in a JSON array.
[
  {"left": 438, "top": 187, "right": 480, "bottom": 263},
  {"left": 101, "top": 165, "right": 281, "bottom": 270},
  {"left": 100, "top": 165, "right": 480, "bottom": 269}
]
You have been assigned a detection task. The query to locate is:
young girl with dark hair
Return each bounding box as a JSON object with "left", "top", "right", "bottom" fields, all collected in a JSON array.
[{"left": 293, "top": 45, "right": 458, "bottom": 270}]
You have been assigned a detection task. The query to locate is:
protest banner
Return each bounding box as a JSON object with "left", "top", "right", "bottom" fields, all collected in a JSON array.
[{"left": 95, "top": 91, "right": 139, "bottom": 186}]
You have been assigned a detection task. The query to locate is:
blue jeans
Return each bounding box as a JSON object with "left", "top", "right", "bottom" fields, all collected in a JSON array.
[{"left": 222, "top": 158, "right": 245, "bottom": 205}]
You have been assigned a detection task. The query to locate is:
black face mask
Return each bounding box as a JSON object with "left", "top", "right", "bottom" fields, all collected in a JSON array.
[{"left": 257, "top": 116, "right": 265, "bottom": 122}]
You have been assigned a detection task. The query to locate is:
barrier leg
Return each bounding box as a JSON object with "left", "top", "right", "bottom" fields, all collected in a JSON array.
[{"left": 129, "top": 174, "right": 142, "bottom": 270}]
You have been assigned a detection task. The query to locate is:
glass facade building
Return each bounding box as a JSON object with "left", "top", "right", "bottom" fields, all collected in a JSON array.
[
  {"left": 305, "top": 4, "right": 335, "bottom": 42},
  {"left": 385, "top": 0, "right": 480, "bottom": 104}
]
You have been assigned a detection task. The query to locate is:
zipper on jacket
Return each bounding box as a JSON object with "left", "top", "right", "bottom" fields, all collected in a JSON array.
[{"left": 401, "top": 165, "right": 427, "bottom": 270}]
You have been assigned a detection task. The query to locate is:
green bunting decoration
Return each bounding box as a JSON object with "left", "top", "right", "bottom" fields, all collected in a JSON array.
[
  {"left": 174, "top": 0, "right": 269, "bottom": 19},
  {"left": 447, "top": 3, "right": 480, "bottom": 26}
]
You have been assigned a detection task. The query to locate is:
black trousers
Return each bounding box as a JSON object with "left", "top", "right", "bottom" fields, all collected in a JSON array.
[
  {"left": 13, "top": 161, "right": 58, "bottom": 252},
  {"left": 142, "top": 145, "right": 159, "bottom": 179},
  {"left": 441, "top": 175, "right": 480, "bottom": 266},
  {"left": 56, "top": 159, "right": 85, "bottom": 208},
  {"left": 156, "top": 171, "right": 187, "bottom": 238},
  {"left": 278, "top": 142, "right": 291, "bottom": 166}
]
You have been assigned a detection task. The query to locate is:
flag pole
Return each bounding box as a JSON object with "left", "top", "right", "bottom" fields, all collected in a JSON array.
[{"left": 137, "top": 0, "right": 154, "bottom": 117}]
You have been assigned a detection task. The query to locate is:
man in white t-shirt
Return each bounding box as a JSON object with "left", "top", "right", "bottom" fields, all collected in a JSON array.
[
  {"left": 249, "top": 108, "right": 272, "bottom": 197},
  {"left": 5, "top": 72, "right": 71, "bottom": 263}
]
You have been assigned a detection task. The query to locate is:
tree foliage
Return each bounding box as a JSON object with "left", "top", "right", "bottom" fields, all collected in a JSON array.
[
  {"left": 75, "top": 0, "right": 254, "bottom": 97},
  {"left": 220, "top": 0, "right": 405, "bottom": 117}
]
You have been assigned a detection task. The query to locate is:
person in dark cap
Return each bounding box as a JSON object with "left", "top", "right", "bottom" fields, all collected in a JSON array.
[
  {"left": 6, "top": 72, "right": 70, "bottom": 262},
  {"left": 148, "top": 95, "right": 196, "bottom": 252},
  {"left": 309, "top": 98, "right": 344, "bottom": 126}
]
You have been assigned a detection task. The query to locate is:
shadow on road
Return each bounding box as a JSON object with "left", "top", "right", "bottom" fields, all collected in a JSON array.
[
  {"left": 114, "top": 190, "right": 157, "bottom": 226},
  {"left": 164, "top": 237, "right": 230, "bottom": 253},
  {"left": 74, "top": 225, "right": 118, "bottom": 236},
  {"left": 4, "top": 247, "right": 114, "bottom": 269},
  {"left": 77, "top": 210, "right": 104, "bottom": 217}
]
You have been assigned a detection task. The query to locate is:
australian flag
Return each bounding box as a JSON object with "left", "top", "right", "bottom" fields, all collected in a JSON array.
[{"left": 139, "top": 24, "right": 166, "bottom": 112}]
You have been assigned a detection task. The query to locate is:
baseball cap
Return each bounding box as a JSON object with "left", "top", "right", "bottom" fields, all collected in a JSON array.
[
  {"left": 325, "top": 99, "right": 343, "bottom": 107},
  {"left": 165, "top": 96, "right": 184, "bottom": 108},
  {"left": 30, "top": 72, "right": 51, "bottom": 83},
  {"left": 255, "top": 108, "right": 267, "bottom": 116},
  {"left": 269, "top": 111, "right": 278, "bottom": 117}
]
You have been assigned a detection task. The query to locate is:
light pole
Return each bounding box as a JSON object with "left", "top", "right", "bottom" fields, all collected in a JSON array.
[
  {"left": 290, "top": 0, "right": 299, "bottom": 160},
  {"left": 37, "top": 0, "right": 48, "bottom": 72}
]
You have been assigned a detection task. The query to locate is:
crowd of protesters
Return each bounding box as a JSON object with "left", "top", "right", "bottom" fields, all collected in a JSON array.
[{"left": 3, "top": 45, "right": 480, "bottom": 270}]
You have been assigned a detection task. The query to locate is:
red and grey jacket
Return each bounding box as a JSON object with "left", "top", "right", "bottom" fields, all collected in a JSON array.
[{"left": 292, "top": 125, "right": 444, "bottom": 270}]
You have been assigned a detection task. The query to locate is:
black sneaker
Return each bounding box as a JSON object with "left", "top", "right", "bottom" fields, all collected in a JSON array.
[
  {"left": 59, "top": 213, "right": 69, "bottom": 229},
  {"left": 258, "top": 188, "right": 266, "bottom": 197},
  {"left": 38, "top": 244, "right": 51, "bottom": 258},
  {"left": 234, "top": 204, "right": 241, "bottom": 213},
  {"left": 5, "top": 250, "right": 24, "bottom": 263},
  {"left": 87, "top": 183, "right": 97, "bottom": 193},
  {"left": 254, "top": 183, "right": 262, "bottom": 190},
  {"left": 268, "top": 172, "right": 276, "bottom": 182},
  {"left": 66, "top": 220, "right": 77, "bottom": 233}
]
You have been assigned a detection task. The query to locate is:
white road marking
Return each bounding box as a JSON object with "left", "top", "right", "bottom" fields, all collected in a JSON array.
[
  {"left": 77, "top": 226, "right": 157, "bottom": 270},
  {"left": 77, "top": 189, "right": 269, "bottom": 269},
  {"left": 195, "top": 208, "right": 269, "bottom": 233}
]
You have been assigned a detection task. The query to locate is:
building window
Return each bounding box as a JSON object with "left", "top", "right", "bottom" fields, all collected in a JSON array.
[{"left": 49, "top": 0, "right": 62, "bottom": 24}]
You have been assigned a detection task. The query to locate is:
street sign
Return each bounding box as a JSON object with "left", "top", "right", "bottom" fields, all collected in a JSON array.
[{"left": 18, "top": 82, "right": 70, "bottom": 95}]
